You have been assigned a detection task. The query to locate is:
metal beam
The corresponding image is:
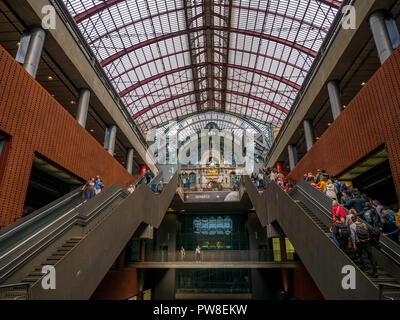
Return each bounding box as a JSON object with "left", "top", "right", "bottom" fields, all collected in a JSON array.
[
  {"left": 100, "top": 26, "right": 317, "bottom": 67},
  {"left": 133, "top": 88, "right": 288, "bottom": 120},
  {"left": 119, "top": 62, "right": 300, "bottom": 97},
  {"left": 183, "top": 0, "right": 203, "bottom": 113},
  {"left": 111, "top": 45, "right": 308, "bottom": 83}
]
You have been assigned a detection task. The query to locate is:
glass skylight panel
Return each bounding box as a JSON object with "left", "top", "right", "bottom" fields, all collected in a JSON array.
[{"left": 63, "top": 0, "right": 342, "bottom": 136}]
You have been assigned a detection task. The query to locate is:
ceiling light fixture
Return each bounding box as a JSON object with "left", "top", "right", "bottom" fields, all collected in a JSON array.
[{"left": 48, "top": 76, "right": 53, "bottom": 81}]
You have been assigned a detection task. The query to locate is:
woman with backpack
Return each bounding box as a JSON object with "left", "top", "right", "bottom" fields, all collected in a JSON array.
[
  {"left": 324, "top": 180, "right": 338, "bottom": 200},
  {"left": 331, "top": 213, "right": 350, "bottom": 250}
]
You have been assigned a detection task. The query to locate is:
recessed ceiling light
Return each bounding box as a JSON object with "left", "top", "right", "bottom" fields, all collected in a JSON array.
[
  {"left": 343, "top": 105, "right": 347, "bottom": 109},
  {"left": 89, "top": 129, "right": 94, "bottom": 133},
  {"left": 48, "top": 76, "right": 53, "bottom": 81},
  {"left": 328, "top": 123, "right": 332, "bottom": 126},
  {"left": 16, "top": 42, "right": 20, "bottom": 47},
  {"left": 70, "top": 100, "right": 76, "bottom": 105},
  {"left": 316, "top": 137, "right": 320, "bottom": 140},
  {"left": 361, "top": 82, "right": 366, "bottom": 87}
]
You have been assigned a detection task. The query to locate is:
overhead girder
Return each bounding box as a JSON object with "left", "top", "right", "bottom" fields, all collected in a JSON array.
[
  {"left": 220, "top": 0, "right": 233, "bottom": 112},
  {"left": 110, "top": 45, "right": 308, "bottom": 83},
  {"left": 81, "top": 3, "right": 334, "bottom": 44},
  {"left": 183, "top": 0, "right": 202, "bottom": 113},
  {"left": 133, "top": 88, "right": 289, "bottom": 120},
  {"left": 119, "top": 62, "right": 301, "bottom": 97},
  {"left": 146, "top": 109, "right": 273, "bottom": 134},
  {"left": 125, "top": 76, "right": 295, "bottom": 110},
  {"left": 100, "top": 26, "right": 317, "bottom": 67}
]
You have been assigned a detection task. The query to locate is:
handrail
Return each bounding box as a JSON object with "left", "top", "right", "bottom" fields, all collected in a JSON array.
[
  {"left": 295, "top": 180, "right": 400, "bottom": 267},
  {"left": 243, "top": 175, "right": 380, "bottom": 299},
  {"left": 0, "top": 282, "right": 30, "bottom": 300},
  {"left": 0, "top": 187, "right": 82, "bottom": 240},
  {"left": 378, "top": 283, "right": 400, "bottom": 300},
  {"left": 0, "top": 172, "right": 163, "bottom": 283}
]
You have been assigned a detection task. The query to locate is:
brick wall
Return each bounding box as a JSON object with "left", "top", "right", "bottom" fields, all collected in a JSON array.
[
  {"left": 288, "top": 46, "right": 400, "bottom": 204},
  {"left": 0, "top": 45, "right": 137, "bottom": 227}
]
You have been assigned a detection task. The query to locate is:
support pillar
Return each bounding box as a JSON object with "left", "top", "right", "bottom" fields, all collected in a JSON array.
[
  {"left": 76, "top": 89, "right": 90, "bottom": 128},
  {"left": 126, "top": 148, "right": 135, "bottom": 174},
  {"left": 139, "top": 239, "right": 146, "bottom": 262},
  {"left": 106, "top": 125, "right": 117, "bottom": 156},
  {"left": 287, "top": 145, "right": 298, "bottom": 172},
  {"left": 369, "top": 11, "right": 400, "bottom": 65},
  {"left": 303, "top": 119, "right": 314, "bottom": 152},
  {"left": 327, "top": 80, "right": 343, "bottom": 121},
  {"left": 22, "top": 27, "right": 46, "bottom": 78}
]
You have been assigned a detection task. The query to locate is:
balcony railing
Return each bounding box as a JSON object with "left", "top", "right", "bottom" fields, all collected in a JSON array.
[{"left": 140, "top": 250, "right": 295, "bottom": 263}]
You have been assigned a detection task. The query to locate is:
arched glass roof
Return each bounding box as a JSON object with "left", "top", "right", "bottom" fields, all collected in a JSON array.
[{"left": 63, "top": 0, "right": 342, "bottom": 137}]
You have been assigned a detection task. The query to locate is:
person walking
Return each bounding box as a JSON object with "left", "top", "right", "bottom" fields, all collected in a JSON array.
[
  {"left": 180, "top": 246, "right": 186, "bottom": 262},
  {"left": 195, "top": 245, "right": 201, "bottom": 262}
]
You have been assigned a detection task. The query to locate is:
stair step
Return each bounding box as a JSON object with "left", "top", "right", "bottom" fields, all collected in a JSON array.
[
  {"left": 46, "top": 257, "right": 62, "bottom": 262},
  {"left": 21, "top": 277, "right": 41, "bottom": 283},
  {"left": 28, "top": 272, "right": 44, "bottom": 277},
  {"left": 62, "top": 244, "right": 75, "bottom": 248},
  {"left": 52, "top": 252, "right": 67, "bottom": 257}
]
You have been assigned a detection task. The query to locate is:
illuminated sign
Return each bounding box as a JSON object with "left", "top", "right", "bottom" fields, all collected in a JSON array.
[
  {"left": 193, "top": 216, "right": 232, "bottom": 236},
  {"left": 206, "top": 168, "right": 219, "bottom": 175}
]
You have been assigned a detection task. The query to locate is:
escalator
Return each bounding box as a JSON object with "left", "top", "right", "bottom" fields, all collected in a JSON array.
[
  {"left": 0, "top": 171, "right": 178, "bottom": 300},
  {"left": 244, "top": 176, "right": 400, "bottom": 300}
]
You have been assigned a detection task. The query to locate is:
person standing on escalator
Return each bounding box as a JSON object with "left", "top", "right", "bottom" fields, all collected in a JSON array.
[
  {"left": 82, "top": 177, "right": 96, "bottom": 200},
  {"left": 350, "top": 216, "right": 378, "bottom": 278},
  {"left": 145, "top": 170, "right": 152, "bottom": 184}
]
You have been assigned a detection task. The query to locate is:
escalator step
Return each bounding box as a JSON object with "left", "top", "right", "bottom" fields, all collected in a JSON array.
[
  {"left": 62, "top": 244, "right": 75, "bottom": 248},
  {"left": 28, "top": 272, "right": 44, "bottom": 277},
  {"left": 52, "top": 252, "right": 67, "bottom": 257},
  {"left": 46, "top": 257, "right": 62, "bottom": 262},
  {"left": 21, "top": 277, "right": 41, "bottom": 283}
]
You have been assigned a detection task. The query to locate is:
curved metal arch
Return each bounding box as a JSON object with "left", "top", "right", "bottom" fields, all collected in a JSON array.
[
  {"left": 82, "top": 3, "right": 332, "bottom": 47},
  {"left": 111, "top": 46, "right": 308, "bottom": 83},
  {"left": 120, "top": 62, "right": 300, "bottom": 98},
  {"left": 154, "top": 110, "right": 271, "bottom": 134},
  {"left": 101, "top": 26, "right": 317, "bottom": 67},
  {"left": 133, "top": 88, "right": 287, "bottom": 121},
  {"left": 178, "top": 119, "right": 260, "bottom": 135},
  {"left": 125, "top": 76, "right": 294, "bottom": 110}
]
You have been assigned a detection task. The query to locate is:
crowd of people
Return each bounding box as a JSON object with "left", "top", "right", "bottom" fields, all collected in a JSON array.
[
  {"left": 81, "top": 176, "right": 104, "bottom": 200},
  {"left": 303, "top": 169, "right": 400, "bottom": 278},
  {"left": 251, "top": 167, "right": 294, "bottom": 192}
]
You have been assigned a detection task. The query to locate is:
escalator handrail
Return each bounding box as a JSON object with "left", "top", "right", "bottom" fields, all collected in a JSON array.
[
  {"left": 0, "top": 187, "right": 83, "bottom": 242},
  {"left": 0, "top": 173, "right": 150, "bottom": 242},
  {"left": 0, "top": 171, "right": 165, "bottom": 282},
  {"left": 295, "top": 179, "right": 400, "bottom": 266},
  {"left": 244, "top": 176, "right": 380, "bottom": 299}
]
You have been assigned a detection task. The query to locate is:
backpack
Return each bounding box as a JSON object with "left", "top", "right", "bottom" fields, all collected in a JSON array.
[
  {"left": 356, "top": 224, "right": 370, "bottom": 242},
  {"left": 386, "top": 211, "right": 396, "bottom": 223},
  {"left": 363, "top": 208, "right": 374, "bottom": 224},
  {"left": 336, "top": 223, "right": 350, "bottom": 239}
]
